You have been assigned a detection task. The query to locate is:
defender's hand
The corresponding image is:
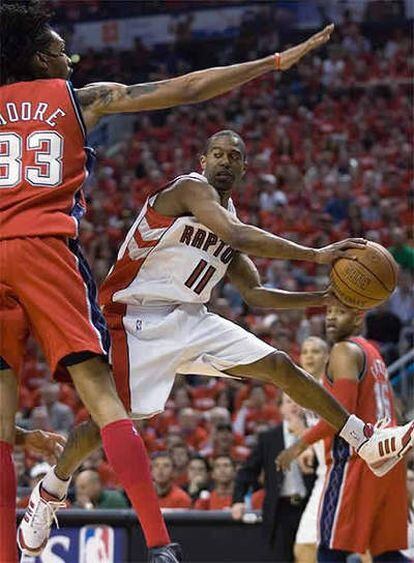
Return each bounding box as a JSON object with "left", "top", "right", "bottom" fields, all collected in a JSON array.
[
  {"left": 315, "top": 238, "right": 367, "bottom": 265},
  {"left": 231, "top": 502, "right": 246, "bottom": 521},
  {"left": 22, "top": 429, "right": 66, "bottom": 463},
  {"left": 279, "top": 24, "right": 334, "bottom": 70},
  {"left": 275, "top": 441, "right": 304, "bottom": 471}
]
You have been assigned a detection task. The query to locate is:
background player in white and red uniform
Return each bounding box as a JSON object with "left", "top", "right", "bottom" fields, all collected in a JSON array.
[
  {"left": 33, "top": 130, "right": 414, "bottom": 548},
  {"left": 294, "top": 337, "right": 329, "bottom": 563},
  {"left": 277, "top": 305, "right": 409, "bottom": 562},
  {"left": 1, "top": 3, "right": 337, "bottom": 560}
]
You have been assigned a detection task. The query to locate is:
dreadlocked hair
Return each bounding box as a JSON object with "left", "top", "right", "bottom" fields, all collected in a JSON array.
[{"left": 0, "top": 1, "right": 53, "bottom": 85}]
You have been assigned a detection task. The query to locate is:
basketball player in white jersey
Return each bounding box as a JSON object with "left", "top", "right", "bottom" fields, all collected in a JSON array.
[
  {"left": 293, "top": 337, "right": 329, "bottom": 563},
  {"left": 26, "top": 131, "right": 414, "bottom": 546}
]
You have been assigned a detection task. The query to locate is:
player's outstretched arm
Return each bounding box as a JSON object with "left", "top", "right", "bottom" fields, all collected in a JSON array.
[
  {"left": 228, "top": 253, "right": 331, "bottom": 309},
  {"left": 175, "top": 179, "right": 366, "bottom": 264},
  {"left": 75, "top": 24, "right": 333, "bottom": 128}
]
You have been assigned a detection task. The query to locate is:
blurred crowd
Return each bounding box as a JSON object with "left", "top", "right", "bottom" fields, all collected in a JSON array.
[{"left": 14, "top": 7, "right": 413, "bottom": 524}]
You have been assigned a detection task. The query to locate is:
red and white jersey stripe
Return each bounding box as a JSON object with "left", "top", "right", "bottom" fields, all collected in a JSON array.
[{"left": 100, "top": 172, "right": 236, "bottom": 308}]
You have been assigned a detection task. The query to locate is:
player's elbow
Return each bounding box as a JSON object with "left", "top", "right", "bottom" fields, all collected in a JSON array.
[
  {"left": 228, "top": 225, "right": 254, "bottom": 253},
  {"left": 242, "top": 288, "right": 262, "bottom": 308}
]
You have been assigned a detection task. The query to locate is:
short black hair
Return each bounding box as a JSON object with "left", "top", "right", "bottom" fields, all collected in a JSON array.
[
  {"left": 0, "top": 1, "right": 53, "bottom": 85},
  {"left": 189, "top": 455, "right": 210, "bottom": 471},
  {"left": 151, "top": 451, "right": 172, "bottom": 462},
  {"left": 212, "top": 455, "right": 235, "bottom": 468},
  {"left": 203, "top": 130, "right": 246, "bottom": 159}
]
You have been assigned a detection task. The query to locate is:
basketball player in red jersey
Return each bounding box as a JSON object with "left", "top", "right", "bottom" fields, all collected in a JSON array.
[
  {"left": 0, "top": 3, "right": 339, "bottom": 561},
  {"left": 277, "top": 304, "right": 409, "bottom": 562}
]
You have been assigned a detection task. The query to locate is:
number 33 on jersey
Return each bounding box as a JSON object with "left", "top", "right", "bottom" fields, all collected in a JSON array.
[{"left": 0, "top": 79, "right": 92, "bottom": 239}]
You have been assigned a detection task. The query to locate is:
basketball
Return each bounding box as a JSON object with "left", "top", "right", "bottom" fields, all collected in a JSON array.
[{"left": 330, "top": 241, "right": 399, "bottom": 310}]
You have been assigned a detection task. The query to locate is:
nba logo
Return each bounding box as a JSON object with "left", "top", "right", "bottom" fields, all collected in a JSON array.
[{"left": 79, "top": 525, "right": 114, "bottom": 563}]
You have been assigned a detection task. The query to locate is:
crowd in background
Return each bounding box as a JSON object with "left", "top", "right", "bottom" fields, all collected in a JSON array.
[{"left": 14, "top": 4, "right": 413, "bottom": 524}]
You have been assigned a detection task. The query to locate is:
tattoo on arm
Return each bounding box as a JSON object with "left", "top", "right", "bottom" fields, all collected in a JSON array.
[
  {"left": 76, "top": 82, "right": 161, "bottom": 114},
  {"left": 125, "top": 83, "right": 159, "bottom": 99}
]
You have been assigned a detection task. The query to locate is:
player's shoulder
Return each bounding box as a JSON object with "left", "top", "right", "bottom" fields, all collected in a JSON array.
[
  {"left": 330, "top": 340, "right": 364, "bottom": 361},
  {"left": 168, "top": 171, "right": 218, "bottom": 201}
]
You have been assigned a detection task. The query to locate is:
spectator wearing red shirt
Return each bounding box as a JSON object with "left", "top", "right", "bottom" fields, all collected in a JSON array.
[
  {"left": 152, "top": 453, "right": 192, "bottom": 509},
  {"left": 233, "top": 384, "right": 281, "bottom": 437},
  {"left": 195, "top": 456, "right": 235, "bottom": 511},
  {"left": 201, "top": 423, "right": 250, "bottom": 463},
  {"left": 183, "top": 456, "right": 211, "bottom": 503},
  {"left": 177, "top": 408, "right": 208, "bottom": 450},
  {"left": 170, "top": 443, "right": 191, "bottom": 488}
]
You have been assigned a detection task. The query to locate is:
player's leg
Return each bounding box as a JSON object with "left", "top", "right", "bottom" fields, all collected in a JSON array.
[
  {"left": 14, "top": 239, "right": 173, "bottom": 558},
  {"left": 0, "top": 365, "right": 18, "bottom": 563},
  {"left": 294, "top": 543, "right": 317, "bottom": 563},
  {"left": 226, "top": 353, "right": 414, "bottom": 471},
  {"left": 227, "top": 352, "right": 348, "bottom": 429},
  {"left": 0, "top": 292, "right": 28, "bottom": 562}
]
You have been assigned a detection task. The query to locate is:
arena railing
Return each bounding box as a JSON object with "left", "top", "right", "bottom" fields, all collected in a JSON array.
[{"left": 389, "top": 348, "right": 414, "bottom": 419}]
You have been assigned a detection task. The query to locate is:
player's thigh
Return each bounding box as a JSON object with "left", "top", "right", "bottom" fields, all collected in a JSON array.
[
  {"left": 68, "top": 356, "right": 127, "bottom": 428},
  {"left": 0, "top": 286, "right": 29, "bottom": 376},
  {"left": 12, "top": 238, "right": 108, "bottom": 374},
  {"left": 225, "top": 349, "right": 293, "bottom": 384},
  {"left": 178, "top": 306, "right": 276, "bottom": 379},
  {"left": 370, "top": 464, "right": 408, "bottom": 557},
  {"left": 0, "top": 369, "right": 18, "bottom": 444},
  {"left": 106, "top": 304, "right": 186, "bottom": 418}
]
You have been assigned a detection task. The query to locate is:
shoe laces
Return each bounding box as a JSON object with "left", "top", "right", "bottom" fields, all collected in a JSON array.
[{"left": 28, "top": 496, "right": 66, "bottom": 531}]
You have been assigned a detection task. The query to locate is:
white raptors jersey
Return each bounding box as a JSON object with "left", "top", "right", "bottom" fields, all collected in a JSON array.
[{"left": 100, "top": 173, "right": 237, "bottom": 307}]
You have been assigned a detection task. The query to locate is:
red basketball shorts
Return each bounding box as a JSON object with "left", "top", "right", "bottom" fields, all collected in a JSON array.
[
  {"left": 0, "top": 237, "right": 109, "bottom": 376},
  {"left": 319, "top": 444, "right": 408, "bottom": 556}
]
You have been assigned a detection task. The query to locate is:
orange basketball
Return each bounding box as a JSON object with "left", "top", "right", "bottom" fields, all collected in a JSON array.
[{"left": 330, "top": 241, "right": 399, "bottom": 310}]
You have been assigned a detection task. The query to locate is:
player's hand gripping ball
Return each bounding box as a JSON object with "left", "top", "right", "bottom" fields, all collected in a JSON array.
[{"left": 330, "top": 241, "right": 399, "bottom": 310}]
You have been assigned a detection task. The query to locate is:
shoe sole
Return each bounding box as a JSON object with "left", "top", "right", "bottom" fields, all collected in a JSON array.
[{"left": 17, "top": 528, "right": 48, "bottom": 556}]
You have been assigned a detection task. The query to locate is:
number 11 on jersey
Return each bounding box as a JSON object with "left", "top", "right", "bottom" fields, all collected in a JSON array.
[{"left": 185, "top": 259, "right": 217, "bottom": 295}]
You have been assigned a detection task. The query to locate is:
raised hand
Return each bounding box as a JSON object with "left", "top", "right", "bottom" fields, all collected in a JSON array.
[
  {"left": 275, "top": 441, "right": 305, "bottom": 471},
  {"left": 315, "top": 238, "right": 367, "bottom": 265},
  {"left": 279, "top": 24, "right": 334, "bottom": 70},
  {"left": 22, "top": 429, "right": 66, "bottom": 464}
]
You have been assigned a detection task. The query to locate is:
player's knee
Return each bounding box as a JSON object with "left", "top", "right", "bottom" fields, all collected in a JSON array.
[
  {"left": 0, "top": 415, "right": 16, "bottom": 444},
  {"left": 268, "top": 350, "right": 295, "bottom": 384}
]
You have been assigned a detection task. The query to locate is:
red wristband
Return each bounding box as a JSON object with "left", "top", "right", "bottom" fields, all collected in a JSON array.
[{"left": 274, "top": 53, "right": 281, "bottom": 71}]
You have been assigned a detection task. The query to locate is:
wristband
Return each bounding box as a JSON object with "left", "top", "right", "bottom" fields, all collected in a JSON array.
[{"left": 274, "top": 53, "right": 281, "bottom": 71}]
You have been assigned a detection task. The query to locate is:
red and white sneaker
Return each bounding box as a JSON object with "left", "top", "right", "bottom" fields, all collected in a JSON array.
[
  {"left": 17, "top": 481, "right": 66, "bottom": 556},
  {"left": 357, "top": 418, "right": 414, "bottom": 477}
]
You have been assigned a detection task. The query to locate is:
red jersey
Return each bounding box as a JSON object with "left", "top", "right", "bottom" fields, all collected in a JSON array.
[
  {"left": 194, "top": 489, "right": 233, "bottom": 510},
  {"left": 323, "top": 336, "right": 396, "bottom": 465},
  {"left": 0, "top": 79, "right": 90, "bottom": 239}
]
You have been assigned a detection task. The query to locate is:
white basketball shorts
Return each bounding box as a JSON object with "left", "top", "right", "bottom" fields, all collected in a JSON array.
[
  {"left": 295, "top": 473, "right": 325, "bottom": 545},
  {"left": 107, "top": 303, "right": 275, "bottom": 418}
]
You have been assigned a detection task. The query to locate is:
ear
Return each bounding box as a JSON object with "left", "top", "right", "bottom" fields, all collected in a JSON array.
[
  {"left": 200, "top": 154, "right": 207, "bottom": 171},
  {"left": 240, "top": 160, "right": 247, "bottom": 179},
  {"left": 31, "top": 51, "right": 49, "bottom": 75}
]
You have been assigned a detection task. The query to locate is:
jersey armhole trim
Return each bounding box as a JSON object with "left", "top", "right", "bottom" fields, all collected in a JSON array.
[
  {"left": 66, "top": 81, "right": 87, "bottom": 140},
  {"left": 346, "top": 338, "right": 367, "bottom": 381}
]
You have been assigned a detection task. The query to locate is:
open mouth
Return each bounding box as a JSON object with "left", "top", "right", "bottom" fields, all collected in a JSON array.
[{"left": 216, "top": 171, "right": 233, "bottom": 179}]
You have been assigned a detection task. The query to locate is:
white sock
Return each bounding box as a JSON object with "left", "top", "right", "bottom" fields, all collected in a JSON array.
[
  {"left": 42, "top": 466, "right": 71, "bottom": 500},
  {"left": 339, "top": 414, "right": 369, "bottom": 451}
]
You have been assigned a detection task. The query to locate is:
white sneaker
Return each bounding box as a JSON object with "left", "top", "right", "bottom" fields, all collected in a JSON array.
[
  {"left": 17, "top": 481, "right": 66, "bottom": 556},
  {"left": 358, "top": 419, "right": 414, "bottom": 477}
]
